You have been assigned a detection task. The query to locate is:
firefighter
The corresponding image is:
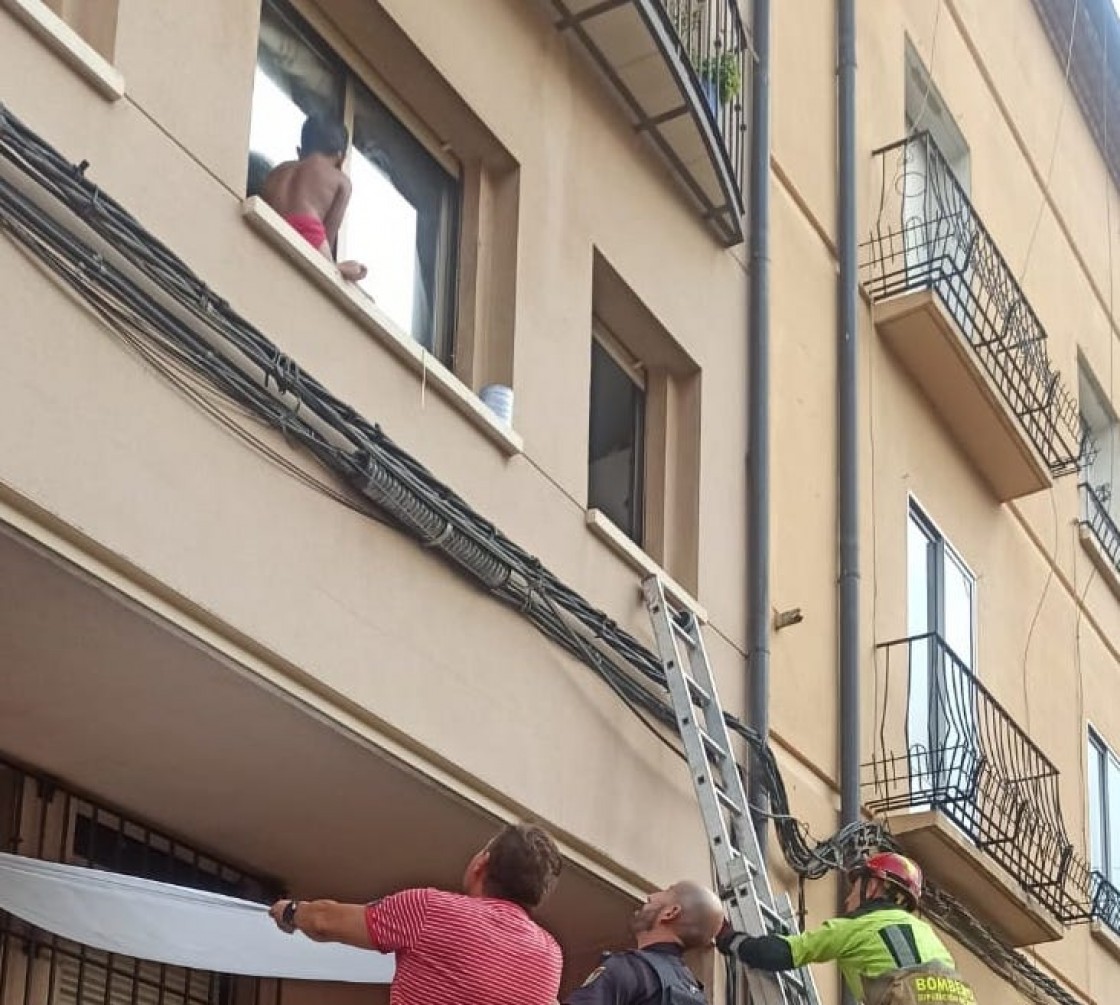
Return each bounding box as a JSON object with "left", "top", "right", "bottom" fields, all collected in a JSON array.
[{"left": 716, "top": 853, "right": 977, "bottom": 1005}]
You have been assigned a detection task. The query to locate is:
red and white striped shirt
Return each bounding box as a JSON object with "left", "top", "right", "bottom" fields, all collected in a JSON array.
[{"left": 365, "top": 887, "right": 562, "bottom": 1005}]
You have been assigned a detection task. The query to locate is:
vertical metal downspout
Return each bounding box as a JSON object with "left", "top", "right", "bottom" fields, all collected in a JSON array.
[
  {"left": 747, "top": 0, "right": 773, "bottom": 857},
  {"left": 837, "top": 0, "right": 861, "bottom": 896}
]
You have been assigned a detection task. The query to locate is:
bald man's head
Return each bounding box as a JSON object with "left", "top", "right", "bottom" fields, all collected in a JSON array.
[
  {"left": 630, "top": 880, "right": 725, "bottom": 949},
  {"left": 670, "top": 881, "right": 725, "bottom": 948}
]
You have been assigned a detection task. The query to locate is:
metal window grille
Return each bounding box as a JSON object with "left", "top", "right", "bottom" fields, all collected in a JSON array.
[{"left": 0, "top": 758, "right": 280, "bottom": 1005}]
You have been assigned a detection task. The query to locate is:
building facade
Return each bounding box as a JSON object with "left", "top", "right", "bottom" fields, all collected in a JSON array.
[{"left": 0, "top": 1, "right": 1118, "bottom": 1003}]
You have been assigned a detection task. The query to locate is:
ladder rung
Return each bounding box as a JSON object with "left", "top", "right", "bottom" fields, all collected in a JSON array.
[
  {"left": 682, "top": 673, "right": 712, "bottom": 707},
  {"left": 670, "top": 615, "right": 697, "bottom": 645},
  {"left": 715, "top": 785, "right": 745, "bottom": 816},
  {"left": 759, "top": 901, "right": 787, "bottom": 928},
  {"left": 699, "top": 727, "right": 728, "bottom": 763},
  {"left": 780, "top": 969, "right": 809, "bottom": 993}
]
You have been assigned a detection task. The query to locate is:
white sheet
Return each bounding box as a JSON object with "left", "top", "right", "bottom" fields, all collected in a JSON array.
[{"left": 0, "top": 853, "right": 394, "bottom": 983}]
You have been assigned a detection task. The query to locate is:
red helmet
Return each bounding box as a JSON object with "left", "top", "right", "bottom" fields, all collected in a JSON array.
[{"left": 851, "top": 852, "right": 923, "bottom": 908}]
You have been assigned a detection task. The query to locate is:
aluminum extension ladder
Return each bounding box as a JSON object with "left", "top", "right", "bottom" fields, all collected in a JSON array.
[{"left": 642, "top": 576, "right": 822, "bottom": 1005}]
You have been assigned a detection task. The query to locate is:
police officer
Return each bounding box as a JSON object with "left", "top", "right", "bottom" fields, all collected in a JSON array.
[
  {"left": 564, "top": 881, "right": 724, "bottom": 1005},
  {"left": 716, "top": 853, "right": 978, "bottom": 1005}
]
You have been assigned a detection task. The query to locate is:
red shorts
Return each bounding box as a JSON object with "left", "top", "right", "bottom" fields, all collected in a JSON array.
[{"left": 284, "top": 213, "right": 327, "bottom": 250}]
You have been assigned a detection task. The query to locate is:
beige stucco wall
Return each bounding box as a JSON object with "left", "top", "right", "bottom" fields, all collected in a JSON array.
[{"left": 2, "top": 0, "right": 1120, "bottom": 1001}]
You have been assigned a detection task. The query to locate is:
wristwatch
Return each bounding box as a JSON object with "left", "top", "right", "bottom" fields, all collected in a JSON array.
[{"left": 281, "top": 900, "right": 300, "bottom": 929}]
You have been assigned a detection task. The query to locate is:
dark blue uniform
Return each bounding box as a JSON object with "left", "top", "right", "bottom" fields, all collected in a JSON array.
[{"left": 563, "top": 943, "right": 707, "bottom": 1005}]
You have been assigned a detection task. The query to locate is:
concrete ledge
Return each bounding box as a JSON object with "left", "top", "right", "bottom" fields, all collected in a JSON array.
[
  {"left": 874, "top": 290, "right": 1052, "bottom": 501},
  {"left": 1091, "top": 920, "right": 1120, "bottom": 962},
  {"left": 586, "top": 509, "right": 707, "bottom": 622},
  {"left": 885, "top": 808, "right": 1064, "bottom": 946},
  {"left": 1079, "top": 525, "right": 1120, "bottom": 600},
  {"left": 3, "top": 0, "right": 124, "bottom": 101},
  {"left": 242, "top": 197, "right": 523, "bottom": 458}
]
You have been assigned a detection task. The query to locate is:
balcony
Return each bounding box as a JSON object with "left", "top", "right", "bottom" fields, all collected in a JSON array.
[
  {"left": 1092, "top": 872, "right": 1120, "bottom": 949},
  {"left": 1079, "top": 481, "right": 1120, "bottom": 594},
  {"left": 544, "top": 0, "right": 748, "bottom": 245},
  {"left": 863, "top": 632, "right": 1092, "bottom": 945},
  {"left": 861, "top": 134, "right": 1083, "bottom": 501}
]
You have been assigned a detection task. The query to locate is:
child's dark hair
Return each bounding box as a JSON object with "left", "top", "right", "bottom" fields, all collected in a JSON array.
[{"left": 300, "top": 115, "right": 349, "bottom": 157}]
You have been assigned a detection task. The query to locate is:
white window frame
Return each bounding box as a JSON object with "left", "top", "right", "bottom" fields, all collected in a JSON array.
[
  {"left": 251, "top": 0, "right": 462, "bottom": 362},
  {"left": 906, "top": 497, "right": 979, "bottom": 801},
  {"left": 1088, "top": 727, "right": 1120, "bottom": 891},
  {"left": 589, "top": 321, "right": 647, "bottom": 546}
]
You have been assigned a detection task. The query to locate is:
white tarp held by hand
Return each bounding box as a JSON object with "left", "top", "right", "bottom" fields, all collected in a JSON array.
[{"left": 0, "top": 853, "right": 395, "bottom": 983}]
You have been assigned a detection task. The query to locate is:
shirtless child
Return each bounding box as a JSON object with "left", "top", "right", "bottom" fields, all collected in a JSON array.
[{"left": 261, "top": 115, "right": 368, "bottom": 282}]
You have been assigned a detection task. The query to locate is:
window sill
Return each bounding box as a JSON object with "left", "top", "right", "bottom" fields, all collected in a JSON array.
[
  {"left": 3, "top": 0, "right": 125, "bottom": 101},
  {"left": 1079, "top": 525, "right": 1120, "bottom": 601},
  {"left": 585, "top": 509, "right": 707, "bottom": 622},
  {"left": 242, "top": 197, "right": 523, "bottom": 458},
  {"left": 1092, "top": 920, "right": 1120, "bottom": 962}
]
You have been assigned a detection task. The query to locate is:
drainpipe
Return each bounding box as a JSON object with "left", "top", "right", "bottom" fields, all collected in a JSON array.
[
  {"left": 837, "top": 0, "right": 861, "bottom": 856},
  {"left": 747, "top": 0, "right": 773, "bottom": 857}
]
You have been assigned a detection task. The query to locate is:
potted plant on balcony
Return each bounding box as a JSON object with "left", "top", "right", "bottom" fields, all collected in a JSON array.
[{"left": 697, "top": 50, "right": 742, "bottom": 116}]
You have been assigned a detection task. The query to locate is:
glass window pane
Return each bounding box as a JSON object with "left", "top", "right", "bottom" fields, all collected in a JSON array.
[
  {"left": 906, "top": 513, "right": 934, "bottom": 635},
  {"left": 906, "top": 513, "right": 934, "bottom": 763},
  {"left": 588, "top": 340, "right": 645, "bottom": 543},
  {"left": 1088, "top": 737, "right": 1104, "bottom": 873},
  {"left": 249, "top": 1, "right": 344, "bottom": 194},
  {"left": 346, "top": 83, "right": 460, "bottom": 359},
  {"left": 942, "top": 549, "right": 974, "bottom": 669}
]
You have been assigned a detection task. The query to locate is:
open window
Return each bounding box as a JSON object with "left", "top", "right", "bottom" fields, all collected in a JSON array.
[
  {"left": 588, "top": 330, "right": 646, "bottom": 546},
  {"left": 248, "top": 0, "right": 461, "bottom": 364},
  {"left": 586, "top": 253, "right": 701, "bottom": 591}
]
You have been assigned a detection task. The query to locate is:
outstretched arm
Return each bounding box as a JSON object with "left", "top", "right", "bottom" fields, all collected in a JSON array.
[
  {"left": 717, "top": 928, "right": 795, "bottom": 970},
  {"left": 717, "top": 916, "right": 854, "bottom": 970},
  {"left": 269, "top": 898, "right": 372, "bottom": 948},
  {"left": 323, "top": 175, "right": 353, "bottom": 252}
]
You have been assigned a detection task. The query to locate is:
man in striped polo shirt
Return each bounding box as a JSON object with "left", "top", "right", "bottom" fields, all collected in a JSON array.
[{"left": 269, "top": 822, "right": 564, "bottom": 1004}]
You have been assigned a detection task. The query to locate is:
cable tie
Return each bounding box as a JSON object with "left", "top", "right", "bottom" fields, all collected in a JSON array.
[
  {"left": 82, "top": 186, "right": 103, "bottom": 219},
  {"left": 423, "top": 523, "right": 454, "bottom": 549}
]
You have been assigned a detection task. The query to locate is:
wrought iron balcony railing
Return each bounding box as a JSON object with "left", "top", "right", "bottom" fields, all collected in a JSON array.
[
  {"left": 1080, "top": 480, "right": 1120, "bottom": 575},
  {"left": 547, "top": 0, "right": 749, "bottom": 244},
  {"left": 862, "top": 133, "right": 1083, "bottom": 476},
  {"left": 1092, "top": 870, "right": 1120, "bottom": 936},
  {"left": 659, "top": 0, "right": 748, "bottom": 176},
  {"left": 865, "top": 632, "right": 1094, "bottom": 922}
]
